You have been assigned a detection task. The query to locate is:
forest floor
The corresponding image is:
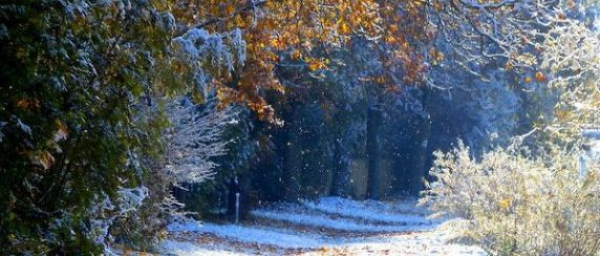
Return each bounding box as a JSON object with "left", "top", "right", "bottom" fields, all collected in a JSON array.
[{"left": 159, "top": 197, "right": 485, "bottom": 255}]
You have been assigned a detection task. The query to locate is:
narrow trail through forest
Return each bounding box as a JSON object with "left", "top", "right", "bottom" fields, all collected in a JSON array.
[{"left": 161, "top": 197, "right": 485, "bottom": 255}]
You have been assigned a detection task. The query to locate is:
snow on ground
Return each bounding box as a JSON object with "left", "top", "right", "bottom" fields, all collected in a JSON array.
[
  {"left": 186, "top": 222, "right": 327, "bottom": 248},
  {"left": 161, "top": 197, "right": 485, "bottom": 255},
  {"left": 251, "top": 206, "right": 433, "bottom": 233},
  {"left": 166, "top": 217, "right": 330, "bottom": 249},
  {"left": 161, "top": 240, "right": 241, "bottom": 256},
  {"left": 301, "top": 197, "right": 438, "bottom": 225}
]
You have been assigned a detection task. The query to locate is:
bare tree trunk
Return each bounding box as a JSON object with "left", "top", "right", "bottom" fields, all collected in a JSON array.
[
  {"left": 283, "top": 108, "right": 302, "bottom": 202},
  {"left": 408, "top": 88, "right": 431, "bottom": 197},
  {"left": 330, "top": 139, "right": 349, "bottom": 197},
  {"left": 366, "top": 107, "right": 383, "bottom": 199}
]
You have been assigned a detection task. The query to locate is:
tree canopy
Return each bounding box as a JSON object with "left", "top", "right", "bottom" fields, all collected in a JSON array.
[{"left": 1, "top": 0, "right": 598, "bottom": 254}]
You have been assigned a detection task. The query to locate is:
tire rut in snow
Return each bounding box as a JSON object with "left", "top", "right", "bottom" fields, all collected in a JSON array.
[
  {"left": 162, "top": 197, "right": 485, "bottom": 255},
  {"left": 249, "top": 201, "right": 437, "bottom": 237}
]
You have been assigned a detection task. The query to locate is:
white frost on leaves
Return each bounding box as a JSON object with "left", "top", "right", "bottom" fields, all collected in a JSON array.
[
  {"left": 87, "top": 195, "right": 116, "bottom": 249},
  {"left": 157, "top": 11, "right": 177, "bottom": 33},
  {"left": 579, "top": 130, "right": 600, "bottom": 180},
  {"left": 173, "top": 28, "right": 246, "bottom": 98},
  {"left": 13, "top": 116, "right": 32, "bottom": 135},
  {"left": 64, "top": 0, "right": 90, "bottom": 17},
  {"left": 81, "top": 186, "right": 149, "bottom": 253},
  {"left": 173, "top": 28, "right": 246, "bottom": 70},
  {"left": 231, "top": 28, "right": 246, "bottom": 65},
  {"left": 116, "top": 186, "right": 149, "bottom": 215},
  {"left": 173, "top": 29, "right": 210, "bottom": 60},
  {"left": 165, "top": 99, "right": 238, "bottom": 184},
  {"left": 0, "top": 121, "right": 6, "bottom": 142}
]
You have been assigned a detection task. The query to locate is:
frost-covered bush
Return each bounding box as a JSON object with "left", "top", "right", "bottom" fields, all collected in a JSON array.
[
  {"left": 86, "top": 186, "right": 149, "bottom": 253},
  {"left": 103, "top": 97, "right": 239, "bottom": 251},
  {"left": 422, "top": 141, "right": 600, "bottom": 255},
  {"left": 164, "top": 97, "right": 239, "bottom": 184}
]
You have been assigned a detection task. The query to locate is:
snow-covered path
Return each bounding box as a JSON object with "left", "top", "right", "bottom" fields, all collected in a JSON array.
[{"left": 161, "top": 197, "right": 484, "bottom": 255}]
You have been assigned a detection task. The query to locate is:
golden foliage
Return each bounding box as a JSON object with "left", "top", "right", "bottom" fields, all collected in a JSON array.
[{"left": 167, "top": 0, "right": 431, "bottom": 118}]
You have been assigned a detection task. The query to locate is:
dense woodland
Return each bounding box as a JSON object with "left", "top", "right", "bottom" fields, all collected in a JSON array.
[{"left": 1, "top": 0, "right": 600, "bottom": 254}]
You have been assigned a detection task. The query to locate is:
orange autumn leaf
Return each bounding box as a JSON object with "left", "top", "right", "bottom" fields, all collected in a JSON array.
[
  {"left": 28, "top": 151, "right": 55, "bottom": 170},
  {"left": 169, "top": 0, "right": 430, "bottom": 120},
  {"left": 290, "top": 49, "right": 302, "bottom": 60},
  {"left": 436, "top": 51, "right": 445, "bottom": 62},
  {"left": 307, "top": 58, "right": 328, "bottom": 71},
  {"left": 535, "top": 71, "right": 546, "bottom": 82},
  {"left": 234, "top": 15, "right": 246, "bottom": 27},
  {"left": 269, "top": 37, "right": 285, "bottom": 51},
  {"left": 16, "top": 98, "right": 39, "bottom": 110},
  {"left": 385, "top": 35, "right": 397, "bottom": 44},
  {"left": 225, "top": 5, "right": 235, "bottom": 16},
  {"left": 339, "top": 21, "right": 351, "bottom": 35}
]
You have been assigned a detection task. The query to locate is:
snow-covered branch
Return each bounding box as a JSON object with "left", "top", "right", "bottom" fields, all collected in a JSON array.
[
  {"left": 164, "top": 98, "right": 239, "bottom": 184},
  {"left": 540, "top": 4, "right": 600, "bottom": 134},
  {"left": 173, "top": 28, "right": 246, "bottom": 98},
  {"left": 427, "top": 0, "right": 558, "bottom": 76}
]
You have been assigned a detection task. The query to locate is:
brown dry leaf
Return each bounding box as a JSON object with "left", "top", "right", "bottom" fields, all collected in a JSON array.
[
  {"left": 54, "top": 120, "right": 69, "bottom": 142},
  {"left": 39, "top": 151, "right": 56, "bottom": 170},
  {"left": 290, "top": 49, "right": 302, "bottom": 60},
  {"left": 535, "top": 71, "right": 546, "bottom": 82}
]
